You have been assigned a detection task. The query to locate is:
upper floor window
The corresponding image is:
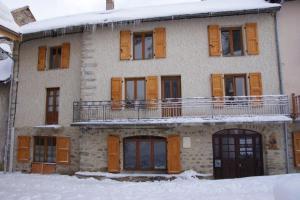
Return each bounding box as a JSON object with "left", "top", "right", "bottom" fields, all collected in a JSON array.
[
  {"left": 221, "top": 27, "right": 243, "bottom": 56},
  {"left": 224, "top": 74, "right": 247, "bottom": 96},
  {"left": 46, "top": 88, "right": 59, "bottom": 125},
  {"left": 49, "top": 46, "right": 62, "bottom": 69},
  {"left": 133, "top": 32, "right": 153, "bottom": 60},
  {"left": 125, "top": 78, "right": 145, "bottom": 101}
]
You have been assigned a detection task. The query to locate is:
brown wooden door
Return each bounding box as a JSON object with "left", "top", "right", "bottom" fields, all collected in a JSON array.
[
  {"left": 213, "top": 129, "right": 263, "bottom": 179},
  {"left": 161, "top": 76, "right": 181, "bottom": 117},
  {"left": 46, "top": 88, "right": 59, "bottom": 124}
]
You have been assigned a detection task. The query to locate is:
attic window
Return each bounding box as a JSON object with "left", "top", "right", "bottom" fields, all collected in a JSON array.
[
  {"left": 133, "top": 32, "right": 153, "bottom": 60},
  {"left": 221, "top": 27, "right": 243, "bottom": 56},
  {"left": 49, "top": 46, "right": 62, "bottom": 69}
]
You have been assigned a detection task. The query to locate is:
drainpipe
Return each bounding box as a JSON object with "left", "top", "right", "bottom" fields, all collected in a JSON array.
[{"left": 274, "top": 11, "right": 289, "bottom": 173}]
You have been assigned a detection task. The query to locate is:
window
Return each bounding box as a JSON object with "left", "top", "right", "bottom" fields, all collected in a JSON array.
[
  {"left": 46, "top": 88, "right": 59, "bottom": 124},
  {"left": 224, "top": 75, "right": 247, "bottom": 96},
  {"left": 133, "top": 32, "right": 153, "bottom": 60},
  {"left": 49, "top": 46, "right": 62, "bottom": 69},
  {"left": 221, "top": 27, "right": 243, "bottom": 56},
  {"left": 124, "top": 136, "right": 167, "bottom": 170},
  {"left": 34, "top": 136, "right": 56, "bottom": 163},
  {"left": 125, "top": 78, "right": 145, "bottom": 102}
]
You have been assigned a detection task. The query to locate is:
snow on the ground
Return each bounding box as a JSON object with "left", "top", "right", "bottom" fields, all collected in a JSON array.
[
  {"left": 0, "top": 172, "right": 299, "bottom": 200},
  {"left": 20, "top": 0, "right": 280, "bottom": 34}
]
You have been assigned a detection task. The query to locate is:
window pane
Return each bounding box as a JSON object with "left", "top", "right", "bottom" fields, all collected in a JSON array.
[
  {"left": 46, "top": 137, "right": 56, "bottom": 163},
  {"left": 56, "top": 48, "right": 61, "bottom": 68},
  {"left": 144, "top": 34, "right": 153, "bottom": 59},
  {"left": 137, "top": 80, "right": 145, "bottom": 100},
  {"left": 48, "top": 96, "right": 53, "bottom": 106},
  {"left": 164, "top": 80, "right": 171, "bottom": 98},
  {"left": 124, "top": 141, "right": 136, "bottom": 169},
  {"left": 140, "top": 141, "right": 151, "bottom": 169},
  {"left": 34, "top": 137, "right": 45, "bottom": 162},
  {"left": 221, "top": 31, "right": 230, "bottom": 56},
  {"left": 154, "top": 141, "right": 166, "bottom": 169},
  {"left": 232, "top": 30, "right": 242, "bottom": 56},
  {"left": 126, "top": 81, "right": 134, "bottom": 100},
  {"left": 172, "top": 80, "right": 179, "bottom": 98},
  {"left": 134, "top": 35, "right": 142, "bottom": 60},
  {"left": 225, "top": 77, "right": 234, "bottom": 96},
  {"left": 235, "top": 77, "right": 246, "bottom": 96}
]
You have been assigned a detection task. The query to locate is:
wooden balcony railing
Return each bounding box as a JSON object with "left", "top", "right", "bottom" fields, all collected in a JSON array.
[
  {"left": 292, "top": 93, "right": 300, "bottom": 119},
  {"left": 73, "top": 95, "right": 290, "bottom": 123}
]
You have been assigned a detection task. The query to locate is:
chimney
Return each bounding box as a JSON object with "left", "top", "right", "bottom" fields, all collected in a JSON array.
[{"left": 106, "top": 0, "right": 114, "bottom": 10}]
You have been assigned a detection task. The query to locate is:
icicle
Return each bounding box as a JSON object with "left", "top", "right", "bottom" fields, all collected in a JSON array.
[{"left": 111, "top": 22, "right": 114, "bottom": 32}]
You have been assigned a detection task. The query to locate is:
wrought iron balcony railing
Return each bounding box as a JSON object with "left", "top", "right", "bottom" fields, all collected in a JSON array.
[{"left": 73, "top": 95, "right": 290, "bottom": 123}]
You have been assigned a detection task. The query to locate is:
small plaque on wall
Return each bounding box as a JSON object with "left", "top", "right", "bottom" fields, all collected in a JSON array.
[{"left": 183, "top": 137, "right": 191, "bottom": 148}]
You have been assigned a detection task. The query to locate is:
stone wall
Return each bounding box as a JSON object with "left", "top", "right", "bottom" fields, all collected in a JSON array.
[
  {"left": 80, "top": 123, "right": 287, "bottom": 176},
  {"left": 14, "top": 127, "right": 81, "bottom": 175}
]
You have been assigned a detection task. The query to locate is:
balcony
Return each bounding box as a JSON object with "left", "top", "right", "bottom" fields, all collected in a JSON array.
[
  {"left": 72, "top": 95, "right": 291, "bottom": 126},
  {"left": 292, "top": 94, "right": 300, "bottom": 120}
]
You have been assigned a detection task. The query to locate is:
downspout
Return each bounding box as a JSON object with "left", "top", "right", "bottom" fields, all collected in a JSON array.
[
  {"left": 3, "top": 41, "right": 21, "bottom": 173},
  {"left": 274, "top": 11, "right": 289, "bottom": 173}
]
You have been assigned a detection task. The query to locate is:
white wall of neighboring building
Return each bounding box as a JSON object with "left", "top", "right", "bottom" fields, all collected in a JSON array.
[{"left": 278, "top": 0, "right": 300, "bottom": 95}]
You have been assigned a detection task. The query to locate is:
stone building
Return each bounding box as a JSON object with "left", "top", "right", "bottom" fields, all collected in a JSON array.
[{"left": 9, "top": 0, "right": 299, "bottom": 179}]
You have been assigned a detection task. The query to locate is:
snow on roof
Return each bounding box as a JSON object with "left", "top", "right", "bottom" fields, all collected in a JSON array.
[
  {"left": 0, "top": 43, "right": 12, "bottom": 54},
  {"left": 20, "top": 0, "right": 281, "bottom": 34},
  {"left": 0, "top": 2, "right": 20, "bottom": 33}
]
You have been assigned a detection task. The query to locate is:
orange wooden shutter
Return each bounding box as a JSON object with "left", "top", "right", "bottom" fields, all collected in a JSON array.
[
  {"left": 154, "top": 27, "right": 166, "bottom": 58},
  {"left": 111, "top": 77, "right": 123, "bottom": 110},
  {"left": 37, "top": 46, "right": 47, "bottom": 71},
  {"left": 107, "top": 135, "right": 120, "bottom": 173},
  {"left": 146, "top": 76, "right": 158, "bottom": 100},
  {"left": 211, "top": 74, "right": 224, "bottom": 97},
  {"left": 249, "top": 73, "right": 263, "bottom": 96},
  {"left": 293, "top": 132, "right": 300, "bottom": 167},
  {"left": 56, "top": 137, "right": 70, "bottom": 165},
  {"left": 120, "top": 30, "right": 131, "bottom": 60},
  {"left": 167, "top": 135, "right": 181, "bottom": 174},
  {"left": 17, "top": 136, "right": 31, "bottom": 162},
  {"left": 208, "top": 25, "right": 221, "bottom": 56},
  {"left": 61, "top": 42, "right": 70, "bottom": 69},
  {"left": 245, "top": 23, "right": 259, "bottom": 55}
]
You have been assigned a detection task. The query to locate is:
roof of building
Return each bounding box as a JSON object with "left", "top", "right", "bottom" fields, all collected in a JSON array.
[{"left": 20, "top": 0, "right": 281, "bottom": 35}]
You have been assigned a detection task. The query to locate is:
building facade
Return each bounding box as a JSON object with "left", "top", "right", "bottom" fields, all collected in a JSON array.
[
  {"left": 11, "top": 0, "right": 299, "bottom": 178},
  {"left": 277, "top": 0, "right": 300, "bottom": 173}
]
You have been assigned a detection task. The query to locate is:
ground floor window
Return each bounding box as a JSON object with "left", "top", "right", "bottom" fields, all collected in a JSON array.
[
  {"left": 34, "top": 136, "right": 56, "bottom": 163},
  {"left": 124, "top": 136, "right": 166, "bottom": 171}
]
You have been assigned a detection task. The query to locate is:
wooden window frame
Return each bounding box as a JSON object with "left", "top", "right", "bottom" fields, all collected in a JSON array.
[
  {"left": 46, "top": 88, "right": 60, "bottom": 125},
  {"left": 224, "top": 74, "right": 248, "bottom": 96},
  {"left": 33, "top": 136, "right": 56, "bottom": 164},
  {"left": 125, "top": 78, "right": 146, "bottom": 101},
  {"left": 49, "top": 46, "right": 62, "bottom": 69},
  {"left": 133, "top": 32, "right": 153, "bottom": 60},
  {"left": 221, "top": 27, "right": 244, "bottom": 57},
  {"left": 123, "top": 136, "right": 167, "bottom": 171},
  {"left": 161, "top": 76, "right": 182, "bottom": 99}
]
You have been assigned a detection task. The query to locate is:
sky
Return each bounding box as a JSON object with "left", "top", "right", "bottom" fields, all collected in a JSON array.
[{"left": 1, "top": 0, "right": 195, "bottom": 21}]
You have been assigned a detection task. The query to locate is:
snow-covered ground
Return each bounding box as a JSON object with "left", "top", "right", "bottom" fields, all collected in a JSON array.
[{"left": 0, "top": 172, "right": 299, "bottom": 200}]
